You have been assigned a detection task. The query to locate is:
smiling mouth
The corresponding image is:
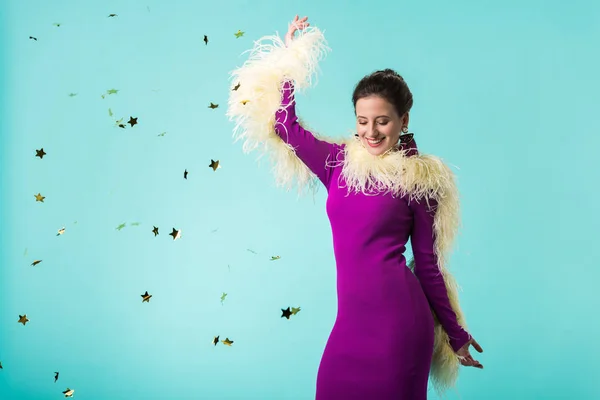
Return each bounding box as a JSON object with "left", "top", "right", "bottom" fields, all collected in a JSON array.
[{"left": 366, "top": 137, "right": 384, "bottom": 147}]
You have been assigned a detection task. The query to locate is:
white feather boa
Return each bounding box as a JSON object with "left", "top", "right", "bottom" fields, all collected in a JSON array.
[{"left": 226, "top": 27, "right": 469, "bottom": 397}]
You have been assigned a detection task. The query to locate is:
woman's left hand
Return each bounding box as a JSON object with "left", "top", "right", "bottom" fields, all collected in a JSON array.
[{"left": 457, "top": 337, "right": 484, "bottom": 369}]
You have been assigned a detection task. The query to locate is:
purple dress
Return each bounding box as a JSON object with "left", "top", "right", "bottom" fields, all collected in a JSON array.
[{"left": 275, "top": 81, "right": 471, "bottom": 399}]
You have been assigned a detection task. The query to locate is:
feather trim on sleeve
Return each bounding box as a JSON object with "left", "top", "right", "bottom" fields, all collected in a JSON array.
[
  {"left": 226, "top": 27, "right": 331, "bottom": 195},
  {"left": 404, "top": 155, "right": 468, "bottom": 397}
]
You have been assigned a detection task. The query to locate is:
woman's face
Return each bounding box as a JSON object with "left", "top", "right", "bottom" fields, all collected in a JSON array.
[{"left": 355, "top": 96, "right": 408, "bottom": 156}]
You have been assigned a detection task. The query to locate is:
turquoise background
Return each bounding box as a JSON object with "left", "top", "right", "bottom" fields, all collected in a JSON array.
[{"left": 1, "top": 0, "right": 599, "bottom": 399}]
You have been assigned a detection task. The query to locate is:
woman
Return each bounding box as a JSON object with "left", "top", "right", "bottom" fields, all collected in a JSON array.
[{"left": 227, "top": 15, "right": 484, "bottom": 399}]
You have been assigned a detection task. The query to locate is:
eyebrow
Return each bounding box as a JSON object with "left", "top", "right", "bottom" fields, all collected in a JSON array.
[{"left": 357, "top": 115, "right": 390, "bottom": 119}]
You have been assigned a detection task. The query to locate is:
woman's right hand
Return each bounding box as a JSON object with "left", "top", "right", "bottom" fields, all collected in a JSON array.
[{"left": 284, "top": 15, "right": 310, "bottom": 47}]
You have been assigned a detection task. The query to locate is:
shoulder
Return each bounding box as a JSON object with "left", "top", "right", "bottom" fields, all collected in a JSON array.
[{"left": 403, "top": 151, "right": 458, "bottom": 203}]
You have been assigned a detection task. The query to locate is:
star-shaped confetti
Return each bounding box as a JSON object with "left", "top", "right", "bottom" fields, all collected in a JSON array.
[
  {"left": 234, "top": 30, "right": 245, "bottom": 38},
  {"left": 152, "top": 226, "right": 159, "bottom": 236},
  {"left": 57, "top": 227, "right": 65, "bottom": 236},
  {"left": 208, "top": 102, "right": 218, "bottom": 109},
  {"left": 209, "top": 159, "right": 220, "bottom": 171},
  {"left": 141, "top": 291, "right": 152, "bottom": 303},
  {"left": 63, "top": 388, "right": 75, "bottom": 397},
  {"left": 128, "top": 116, "right": 138, "bottom": 127},
  {"left": 169, "top": 228, "right": 181, "bottom": 240},
  {"left": 31, "top": 260, "right": 42, "bottom": 266},
  {"left": 220, "top": 293, "right": 227, "bottom": 305},
  {"left": 232, "top": 83, "right": 240, "bottom": 91},
  {"left": 281, "top": 307, "right": 292, "bottom": 319},
  {"left": 116, "top": 223, "right": 126, "bottom": 231},
  {"left": 222, "top": 338, "right": 234, "bottom": 346},
  {"left": 18, "top": 315, "right": 29, "bottom": 325},
  {"left": 36, "top": 148, "right": 46, "bottom": 159},
  {"left": 35, "top": 193, "right": 45, "bottom": 202}
]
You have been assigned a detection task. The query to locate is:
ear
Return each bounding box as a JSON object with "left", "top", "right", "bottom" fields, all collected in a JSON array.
[{"left": 403, "top": 112, "right": 410, "bottom": 127}]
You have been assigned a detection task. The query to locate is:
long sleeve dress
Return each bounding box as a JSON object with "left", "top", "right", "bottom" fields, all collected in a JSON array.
[{"left": 274, "top": 80, "right": 471, "bottom": 399}]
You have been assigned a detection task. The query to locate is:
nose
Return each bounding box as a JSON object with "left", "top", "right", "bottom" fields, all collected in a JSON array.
[{"left": 367, "top": 127, "right": 379, "bottom": 138}]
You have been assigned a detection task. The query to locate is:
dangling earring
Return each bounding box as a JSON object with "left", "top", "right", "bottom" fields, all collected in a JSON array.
[{"left": 401, "top": 126, "right": 409, "bottom": 134}]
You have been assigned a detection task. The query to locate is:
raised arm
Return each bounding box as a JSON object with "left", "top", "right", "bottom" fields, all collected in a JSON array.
[
  {"left": 409, "top": 196, "right": 471, "bottom": 352},
  {"left": 226, "top": 17, "right": 333, "bottom": 195},
  {"left": 275, "top": 80, "right": 337, "bottom": 188}
]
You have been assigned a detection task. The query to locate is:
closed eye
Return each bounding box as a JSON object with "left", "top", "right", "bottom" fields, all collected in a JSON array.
[{"left": 358, "top": 121, "right": 388, "bottom": 126}]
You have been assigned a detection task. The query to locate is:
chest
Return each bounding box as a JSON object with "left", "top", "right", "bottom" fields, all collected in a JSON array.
[{"left": 325, "top": 170, "right": 414, "bottom": 238}]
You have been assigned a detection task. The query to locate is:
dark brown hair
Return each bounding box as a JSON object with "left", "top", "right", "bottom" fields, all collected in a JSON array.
[{"left": 352, "top": 69, "right": 413, "bottom": 118}]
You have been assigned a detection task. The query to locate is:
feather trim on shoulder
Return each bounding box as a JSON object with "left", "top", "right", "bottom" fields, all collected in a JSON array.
[{"left": 226, "top": 27, "right": 331, "bottom": 195}]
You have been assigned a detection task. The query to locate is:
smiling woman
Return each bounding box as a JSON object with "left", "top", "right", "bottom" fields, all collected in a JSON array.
[{"left": 227, "top": 15, "right": 483, "bottom": 400}]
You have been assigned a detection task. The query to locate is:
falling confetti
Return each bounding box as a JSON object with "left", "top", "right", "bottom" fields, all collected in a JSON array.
[
  {"left": 157, "top": 132, "right": 166, "bottom": 137},
  {"left": 115, "top": 118, "right": 126, "bottom": 128},
  {"left": 222, "top": 338, "right": 234, "bottom": 346},
  {"left": 209, "top": 159, "right": 220, "bottom": 171},
  {"left": 68, "top": 93, "right": 77, "bottom": 97},
  {"left": 203, "top": 35, "right": 208, "bottom": 45},
  {"left": 241, "top": 100, "right": 250, "bottom": 105},
  {"left": 130, "top": 222, "right": 141, "bottom": 226},
  {"left": 291, "top": 307, "right": 301, "bottom": 315},
  {"left": 101, "top": 88, "right": 118, "bottom": 99},
  {"left": 208, "top": 102, "right": 218, "bottom": 109},
  {"left": 57, "top": 227, "right": 65, "bottom": 236},
  {"left": 18, "top": 315, "right": 29, "bottom": 325},
  {"left": 270, "top": 256, "right": 281, "bottom": 261},
  {"left": 62, "top": 388, "right": 75, "bottom": 397},
  {"left": 212, "top": 336, "right": 220, "bottom": 346},
  {"left": 141, "top": 291, "right": 152, "bottom": 303},
  {"left": 152, "top": 226, "right": 159, "bottom": 236},
  {"left": 34, "top": 193, "right": 45, "bottom": 202},
  {"left": 29, "top": 36, "right": 37, "bottom": 41},
  {"left": 31, "top": 260, "right": 42, "bottom": 266},
  {"left": 220, "top": 293, "right": 227, "bottom": 305},
  {"left": 232, "top": 83, "right": 240, "bottom": 91},
  {"left": 128, "top": 116, "right": 138, "bottom": 127},
  {"left": 281, "top": 307, "right": 292, "bottom": 319},
  {"left": 247, "top": 249, "right": 257, "bottom": 254},
  {"left": 116, "top": 223, "right": 126, "bottom": 231},
  {"left": 35, "top": 148, "right": 46, "bottom": 159},
  {"left": 0, "top": 361, "right": 3, "bottom": 369},
  {"left": 54, "top": 372, "right": 59, "bottom": 383},
  {"left": 108, "top": 108, "right": 113, "bottom": 117},
  {"left": 53, "top": 23, "right": 61, "bottom": 27},
  {"left": 108, "top": 14, "right": 117, "bottom": 18},
  {"left": 184, "top": 169, "right": 188, "bottom": 179},
  {"left": 234, "top": 30, "right": 245, "bottom": 38},
  {"left": 169, "top": 228, "right": 181, "bottom": 240}
]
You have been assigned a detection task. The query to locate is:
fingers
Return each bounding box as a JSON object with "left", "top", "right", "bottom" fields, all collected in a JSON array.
[
  {"left": 460, "top": 355, "right": 484, "bottom": 369},
  {"left": 472, "top": 339, "right": 484, "bottom": 353}
]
